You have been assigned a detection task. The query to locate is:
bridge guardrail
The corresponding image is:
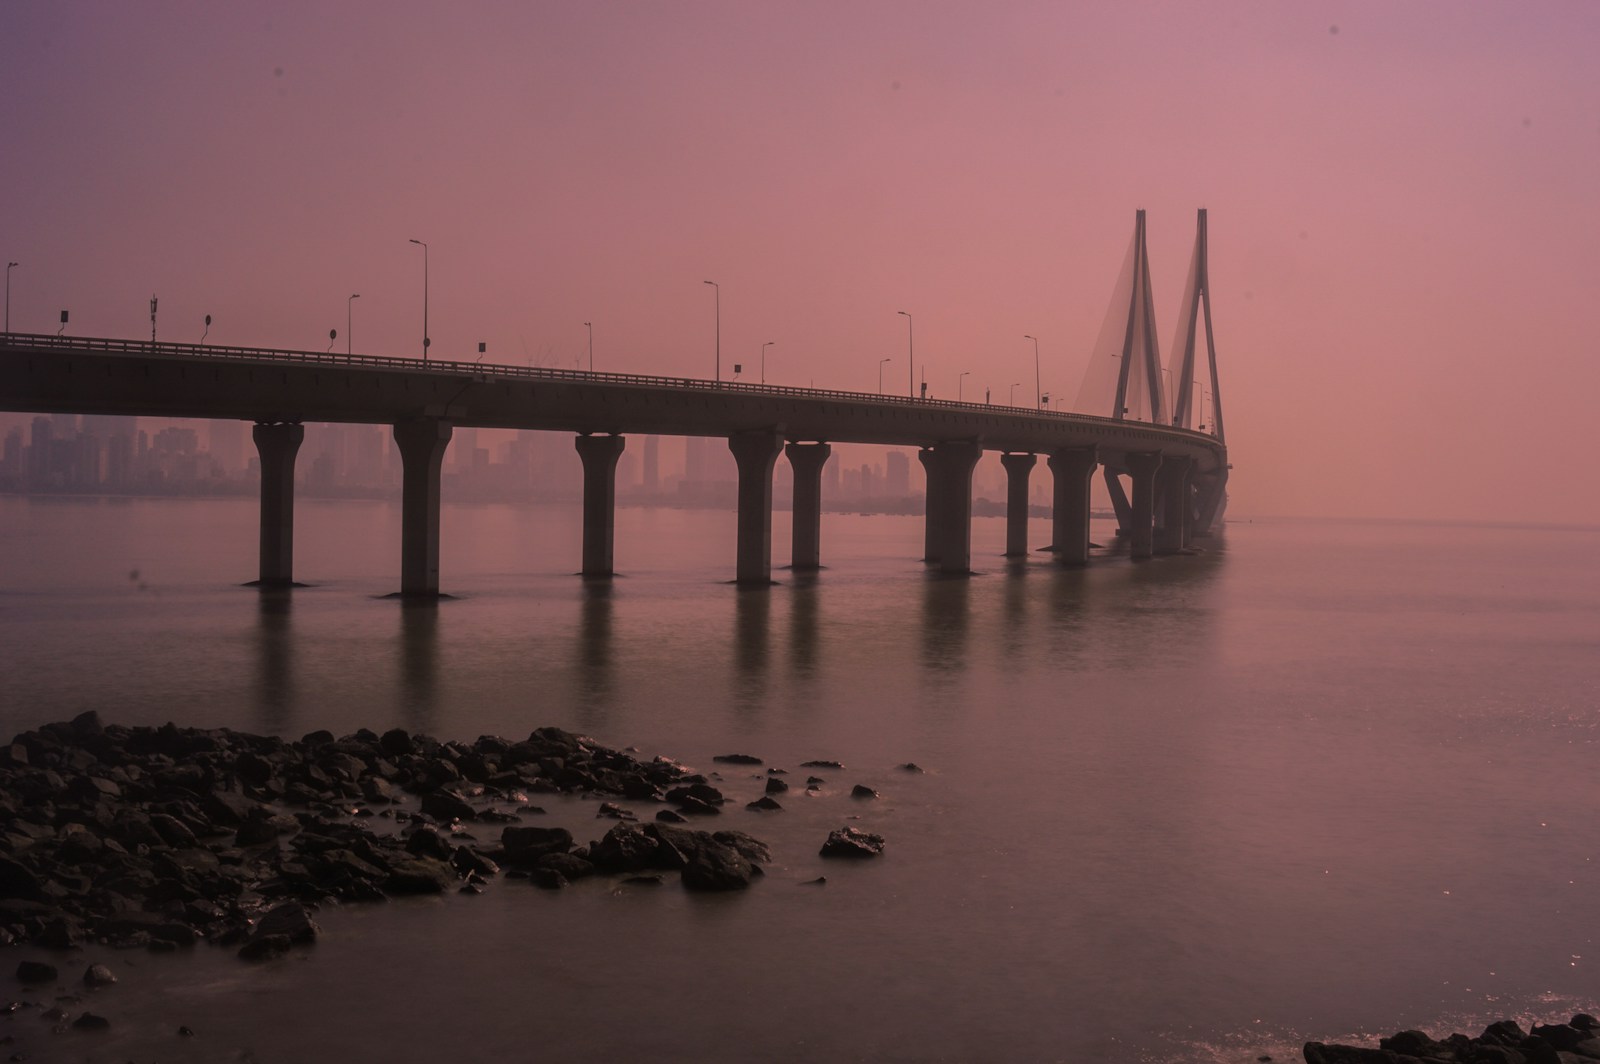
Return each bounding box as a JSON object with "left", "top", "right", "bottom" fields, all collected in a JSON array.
[{"left": 1, "top": 331, "right": 1223, "bottom": 445}]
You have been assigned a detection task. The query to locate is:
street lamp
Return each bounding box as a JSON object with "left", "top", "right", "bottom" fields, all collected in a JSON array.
[
  {"left": 4, "top": 263, "right": 16, "bottom": 334},
  {"left": 584, "top": 321, "right": 593, "bottom": 371},
  {"left": 761, "top": 341, "right": 774, "bottom": 385},
  {"left": 408, "top": 239, "right": 429, "bottom": 360},
  {"left": 897, "top": 310, "right": 914, "bottom": 398},
  {"left": 703, "top": 280, "right": 719, "bottom": 382},
  {"left": 958, "top": 370, "right": 970, "bottom": 401},
  {"left": 348, "top": 294, "right": 359, "bottom": 356},
  {"left": 1024, "top": 334, "right": 1041, "bottom": 409},
  {"left": 878, "top": 357, "right": 892, "bottom": 394},
  {"left": 1009, "top": 382, "right": 1021, "bottom": 405}
]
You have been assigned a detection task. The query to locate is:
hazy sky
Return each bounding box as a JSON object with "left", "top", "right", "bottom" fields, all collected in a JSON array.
[{"left": 3, "top": 1, "right": 1597, "bottom": 523}]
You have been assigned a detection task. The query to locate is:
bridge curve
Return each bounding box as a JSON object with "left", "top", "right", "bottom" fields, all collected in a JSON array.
[{"left": 2, "top": 329, "right": 1227, "bottom": 592}]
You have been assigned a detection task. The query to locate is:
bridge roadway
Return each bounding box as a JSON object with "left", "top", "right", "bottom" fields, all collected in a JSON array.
[{"left": 0, "top": 333, "right": 1228, "bottom": 594}]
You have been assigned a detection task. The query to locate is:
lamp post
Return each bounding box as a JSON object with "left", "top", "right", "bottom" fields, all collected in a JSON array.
[
  {"left": 584, "top": 321, "right": 593, "bottom": 371},
  {"left": 878, "top": 357, "right": 892, "bottom": 394},
  {"left": 1024, "top": 334, "right": 1041, "bottom": 409},
  {"left": 408, "top": 239, "right": 429, "bottom": 360},
  {"left": 897, "top": 310, "right": 914, "bottom": 398},
  {"left": 703, "top": 280, "right": 719, "bottom": 382},
  {"left": 958, "top": 370, "right": 970, "bottom": 401},
  {"left": 348, "top": 294, "right": 359, "bottom": 355},
  {"left": 761, "top": 341, "right": 774, "bottom": 385},
  {"left": 4, "top": 262, "right": 16, "bottom": 334},
  {"left": 1009, "top": 382, "right": 1021, "bottom": 405}
]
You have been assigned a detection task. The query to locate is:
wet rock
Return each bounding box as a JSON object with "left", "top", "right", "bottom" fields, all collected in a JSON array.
[
  {"left": 850, "top": 785, "right": 879, "bottom": 799},
  {"left": 71, "top": 1011, "right": 111, "bottom": 1032},
  {"left": 897, "top": 762, "right": 924, "bottom": 773},
  {"left": 655, "top": 810, "right": 687, "bottom": 824},
  {"left": 679, "top": 836, "right": 756, "bottom": 891},
  {"left": 665, "top": 783, "right": 725, "bottom": 806},
  {"left": 746, "top": 797, "right": 783, "bottom": 811},
  {"left": 800, "top": 760, "right": 843, "bottom": 769},
  {"left": 419, "top": 789, "right": 476, "bottom": 823},
  {"left": 179, "top": 1025, "right": 195, "bottom": 1036},
  {"left": 384, "top": 857, "right": 455, "bottom": 894},
  {"left": 237, "top": 934, "right": 292, "bottom": 961},
  {"left": 405, "top": 826, "right": 455, "bottom": 862},
  {"left": 672, "top": 795, "right": 722, "bottom": 816},
  {"left": 499, "top": 826, "right": 573, "bottom": 866},
  {"left": 713, "top": 831, "right": 772, "bottom": 865},
  {"left": 15, "top": 961, "right": 57, "bottom": 984},
  {"left": 764, "top": 777, "right": 789, "bottom": 795},
  {"left": 587, "top": 823, "right": 664, "bottom": 874},
  {"left": 820, "top": 826, "right": 885, "bottom": 858},
  {"left": 0, "top": 858, "right": 45, "bottom": 902},
  {"left": 713, "top": 754, "right": 763, "bottom": 765},
  {"left": 252, "top": 901, "right": 318, "bottom": 944},
  {"left": 596, "top": 802, "right": 636, "bottom": 820},
  {"left": 82, "top": 964, "right": 117, "bottom": 988}
]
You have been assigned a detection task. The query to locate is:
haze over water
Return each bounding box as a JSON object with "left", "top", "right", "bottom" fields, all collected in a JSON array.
[{"left": 2, "top": 495, "right": 1597, "bottom": 1062}]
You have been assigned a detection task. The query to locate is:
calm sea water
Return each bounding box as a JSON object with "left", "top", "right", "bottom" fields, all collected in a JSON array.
[{"left": 1, "top": 495, "right": 1598, "bottom": 1062}]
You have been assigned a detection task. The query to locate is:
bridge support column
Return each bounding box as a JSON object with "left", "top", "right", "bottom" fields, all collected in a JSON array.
[
  {"left": 729, "top": 430, "right": 784, "bottom": 586},
  {"left": 999, "top": 452, "right": 1035, "bottom": 558},
  {"left": 785, "top": 441, "right": 831, "bottom": 571},
  {"left": 917, "top": 448, "right": 939, "bottom": 563},
  {"left": 394, "top": 417, "right": 453, "bottom": 598},
  {"left": 1155, "top": 454, "right": 1193, "bottom": 555},
  {"left": 575, "top": 433, "right": 626, "bottom": 577},
  {"left": 1125, "top": 451, "right": 1163, "bottom": 560},
  {"left": 922, "top": 440, "right": 983, "bottom": 575},
  {"left": 1048, "top": 446, "right": 1099, "bottom": 567},
  {"left": 252, "top": 422, "right": 304, "bottom": 588}
]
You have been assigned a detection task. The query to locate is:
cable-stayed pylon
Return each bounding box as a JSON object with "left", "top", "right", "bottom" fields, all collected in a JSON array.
[{"left": 1166, "top": 208, "right": 1225, "bottom": 444}]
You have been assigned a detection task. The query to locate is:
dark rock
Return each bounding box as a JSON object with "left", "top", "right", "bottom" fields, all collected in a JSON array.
[
  {"left": 1482, "top": 1021, "right": 1527, "bottom": 1046},
  {"left": 820, "top": 826, "right": 886, "bottom": 858},
  {"left": 420, "top": 789, "right": 476, "bottom": 823},
  {"left": 71, "top": 1011, "right": 111, "bottom": 1032},
  {"left": 179, "top": 1025, "right": 195, "bottom": 1036},
  {"left": 1574, "top": 1016, "right": 1599, "bottom": 1031},
  {"left": 680, "top": 837, "right": 755, "bottom": 891},
  {"left": 897, "top": 762, "right": 924, "bottom": 772},
  {"left": 15, "top": 961, "right": 57, "bottom": 984},
  {"left": 764, "top": 777, "right": 789, "bottom": 795},
  {"left": 384, "top": 857, "right": 455, "bottom": 894},
  {"left": 237, "top": 934, "right": 292, "bottom": 961},
  {"left": 380, "top": 729, "right": 416, "bottom": 757},
  {"left": 746, "top": 796, "right": 783, "bottom": 811},
  {"left": 655, "top": 810, "right": 687, "bottom": 824},
  {"left": 1300, "top": 1045, "right": 1397, "bottom": 1063},
  {"left": 713, "top": 831, "right": 772, "bottom": 865},
  {"left": 82, "top": 964, "right": 117, "bottom": 988},
  {"left": 665, "top": 783, "right": 725, "bottom": 806},
  {"left": 1530, "top": 1024, "right": 1587, "bottom": 1051},
  {"left": 535, "top": 853, "right": 595, "bottom": 882},
  {"left": 800, "top": 760, "right": 843, "bottom": 769},
  {"left": 252, "top": 901, "right": 318, "bottom": 944},
  {"left": 622, "top": 874, "right": 663, "bottom": 886},
  {"left": 596, "top": 802, "right": 636, "bottom": 820},
  {"left": 802, "top": 876, "right": 826, "bottom": 885},
  {"left": 1378, "top": 1030, "right": 1438, "bottom": 1056},
  {"left": 850, "top": 785, "right": 879, "bottom": 799},
  {"left": 499, "top": 826, "right": 573, "bottom": 866},
  {"left": 713, "top": 754, "right": 763, "bottom": 765},
  {"left": 587, "top": 823, "right": 665, "bottom": 874},
  {"left": 405, "top": 827, "right": 455, "bottom": 861},
  {"left": 672, "top": 795, "right": 722, "bottom": 816},
  {"left": 0, "top": 858, "right": 46, "bottom": 902}
]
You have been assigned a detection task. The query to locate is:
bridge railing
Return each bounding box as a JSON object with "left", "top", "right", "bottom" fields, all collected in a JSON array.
[{"left": 2, "top": 331, "right": 1223, "bottom": 443}]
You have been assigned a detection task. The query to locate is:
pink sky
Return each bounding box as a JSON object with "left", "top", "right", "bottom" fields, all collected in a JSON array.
[{"left": 3, "top": 1, "right": 1598, "bottom": 523}]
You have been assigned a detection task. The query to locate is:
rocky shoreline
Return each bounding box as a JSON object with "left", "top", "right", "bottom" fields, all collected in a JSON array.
[
  {"left": 1305, "top": 1016, "right": 1600, "bottom": 1062},
  {"left": 0, "top": 712, "right": 888, "bottom": 967}
]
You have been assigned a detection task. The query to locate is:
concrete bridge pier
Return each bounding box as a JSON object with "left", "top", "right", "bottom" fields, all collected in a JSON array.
[
  {"left": 1125, "top": 451, "right": 1164, "bottom": 560},
  {"left": 575, "top": 433, "right": 626, "bottom": 577},
  {"left": 1154, "top": 454, "right": 1193, "bottom": 555},
  {"left": 1048, "top": 446, "right": 1099, "bottom": 566},
  {"left": 252, "top": 422, "right": 304, "bottom": 587},
  {"left": 917, "top": 448, "right": 939, "bottom": 563},
  {"left": 922, "top": 440, "right": 983, "bottom": 574},
  {"left": 393, "top": 417, "right": 453, "bottom": 597},
  {"left": 999, "top": 452, "right": 1036, "bottom": 558},
  {"left": 785, "top": 441, "right": 831, "bottom": 570},
  {"left": 729, "top": 430, "right": 785, "bottom": 585}
]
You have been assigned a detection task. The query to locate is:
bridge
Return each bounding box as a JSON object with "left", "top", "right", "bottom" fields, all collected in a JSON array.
[{"left": 0, "top": 211, "right": 1228, "bottom": 596}]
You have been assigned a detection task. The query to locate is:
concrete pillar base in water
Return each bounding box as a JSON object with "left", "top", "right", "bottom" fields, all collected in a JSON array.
[
  {"left": 1125, "top": 451, "right": 1163, "bottom": 561},
  {"left": 1154, "top": 454, "right": 1193, "bottom": 555},
  {"left": 923, "top": 440, "right": 983, "bottom": 575},
  {"left": 252, "top": 422, "right": 304, "bottom": 588},
  {"left": 999, "top": 452, "right": 1036, "bottom": 558},
  {"left": 575, "top": 433, "right": 626, "bottom": 577},
  {"left": 393, "top": 418, "right": 453, "bottom": 598},
  {"left": 729, "top": 430, "right": 784, "bottom": 585},
  {"left": 1048, "top": 447, "right": 1098, "bottom": 567},
  {"left": 785, "top": 441, "right": 831, "bottom": 571}
]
